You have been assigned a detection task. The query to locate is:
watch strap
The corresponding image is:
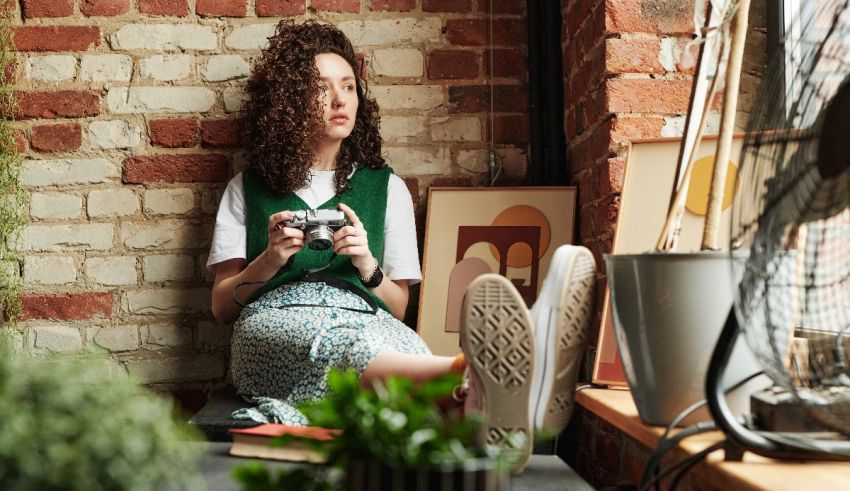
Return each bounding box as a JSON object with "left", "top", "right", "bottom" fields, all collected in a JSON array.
[{"left": 360, "top": 260, "right": 384, "bottom": 288}]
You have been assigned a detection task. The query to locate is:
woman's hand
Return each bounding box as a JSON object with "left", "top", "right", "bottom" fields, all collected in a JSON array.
[
  {"left": 210, "top": 211, "right": 304, "bottom": 325},
  {"left": 264, "top": 210, "right": 305, "bottom": 269},
  {"left": 334, "top": 203, "right": 377, "bottom": 278},
  {"left": 334, "top": 202, "right": 410, "bottom": 319}
]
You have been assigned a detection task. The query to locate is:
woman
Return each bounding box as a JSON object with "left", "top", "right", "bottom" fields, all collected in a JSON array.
[
  {"left": 207, "top": 20, "right": 463, "bottom": 425},
  {"left": 207, "top": 20, "right": 591, "bottom": 472}
]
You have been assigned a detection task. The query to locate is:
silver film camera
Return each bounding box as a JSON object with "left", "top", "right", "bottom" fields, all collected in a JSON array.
[{"left": 284, "top": 209, "right": 346, "bottom": 250}]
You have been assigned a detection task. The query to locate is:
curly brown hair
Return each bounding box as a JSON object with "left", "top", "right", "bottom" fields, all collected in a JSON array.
[{"left": 243, "top": 19, "right": 385, "bottom": 196}]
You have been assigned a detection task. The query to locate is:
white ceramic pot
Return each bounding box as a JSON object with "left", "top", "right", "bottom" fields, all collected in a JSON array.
[{"left": 605, "top": 251, "right": 768, "bottom": 426}]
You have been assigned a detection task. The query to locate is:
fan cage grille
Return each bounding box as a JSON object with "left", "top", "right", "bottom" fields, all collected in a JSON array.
[{"left": 732, "top": 0, "right": 850, "bottom": 435}]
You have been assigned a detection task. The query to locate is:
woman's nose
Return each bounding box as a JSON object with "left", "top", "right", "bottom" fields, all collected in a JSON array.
[{"left": 332, "top": 90, "right": 346, "bottom": 108}]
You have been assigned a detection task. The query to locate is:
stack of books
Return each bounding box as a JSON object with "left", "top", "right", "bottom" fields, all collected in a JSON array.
[{"left": 229, "top": 424, "right": 340, "bottom": 463}]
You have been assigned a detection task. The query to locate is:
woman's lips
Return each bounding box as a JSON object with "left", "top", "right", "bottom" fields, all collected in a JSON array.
[{"left": 330, "top": 115, "right": 349, "bottom": 125}]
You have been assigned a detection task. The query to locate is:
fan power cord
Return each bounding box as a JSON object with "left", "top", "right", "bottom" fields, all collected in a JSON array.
[
  {"left": 641, "top": 371, "right": 765, "bottom": 491},
  {"left": 668, "top": 441, "right": 728, "bottom": 491},
  {"left": 640, "top": 440, "right": 727, "bottom": 491},
  {"left": 639, "top": 421, "right": 718, "bottom": 491},
  {"left": 760, "top": 430, "right": 850, "bottom": 458}
]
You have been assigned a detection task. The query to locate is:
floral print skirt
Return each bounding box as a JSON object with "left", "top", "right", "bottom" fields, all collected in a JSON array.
[{"left": 230, "top": 280, "right": 430, "bottom": 425}]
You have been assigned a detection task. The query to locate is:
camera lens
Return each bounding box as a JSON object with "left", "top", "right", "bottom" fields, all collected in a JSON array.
[{"left": 305, "top": 225, "right": 333, "bottom": 250}]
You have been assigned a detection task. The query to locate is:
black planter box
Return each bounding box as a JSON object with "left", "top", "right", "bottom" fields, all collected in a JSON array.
[{"left": 345, "top": 458, "right": 510, "bottom": 491}]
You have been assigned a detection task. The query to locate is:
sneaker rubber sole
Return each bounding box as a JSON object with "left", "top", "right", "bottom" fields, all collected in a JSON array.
[
  {"left": 530, "top": 245, "right": 596, "bottom": 433},
  {"left": 461, "top": 274, "right": 535, "bottom": 473}
]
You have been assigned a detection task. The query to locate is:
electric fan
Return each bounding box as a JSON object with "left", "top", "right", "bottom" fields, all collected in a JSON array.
[{"left": 706, "top": 0, "right": 850, "bottom": 459}]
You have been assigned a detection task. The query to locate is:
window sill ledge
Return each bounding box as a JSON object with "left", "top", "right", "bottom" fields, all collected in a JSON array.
[{"left": 576, "top": 388, "right": 850, "bottom": 490}]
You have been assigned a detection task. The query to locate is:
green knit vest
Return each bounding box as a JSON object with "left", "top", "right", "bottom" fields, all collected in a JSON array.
[{"left": 243, "top": 166, "right": 392, "bottom": 312}]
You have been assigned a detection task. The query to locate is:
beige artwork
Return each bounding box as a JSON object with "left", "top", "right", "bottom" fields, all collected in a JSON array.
[
  {"left": 418, "top": 187, "right": 577, "bottom": 356},
  {"left": 592, "top": 135, "right": 742, "bottom": 386}
]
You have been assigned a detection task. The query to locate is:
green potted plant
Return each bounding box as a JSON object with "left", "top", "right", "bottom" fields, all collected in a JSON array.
[
  {"left": 0, "top": 342, "right": 204, "bottom": 490},
  {"left": 233, "top": 369, "right": 514, "bottom": 491},
  {"left": 0, "top": 3, "right": 26, "bottom": 326}
]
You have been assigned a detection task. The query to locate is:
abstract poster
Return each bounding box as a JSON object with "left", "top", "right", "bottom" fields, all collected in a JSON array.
[{"left": 418, "top": 187, "right": 576, "bottom": 356}]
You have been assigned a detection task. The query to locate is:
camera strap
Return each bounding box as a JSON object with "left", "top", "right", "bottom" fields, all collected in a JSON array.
[
  {"left": 232, "top": 268, "right": 379, "bottom": 316},
  {"left": 301, "top": 271, "right": 379, "bottom": 315}
]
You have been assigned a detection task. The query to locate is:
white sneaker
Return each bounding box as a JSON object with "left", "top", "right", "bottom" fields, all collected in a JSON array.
[
  {"left": 528, "top": 245, "right": 596, "bottom": 433},
  {"left": 460, "top": 274, "right": 535, "bottom": 473}
]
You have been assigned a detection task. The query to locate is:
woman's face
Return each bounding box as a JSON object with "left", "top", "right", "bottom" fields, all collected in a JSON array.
[{"left": 315, "top": 53, "right": 359, "bottom": 145}]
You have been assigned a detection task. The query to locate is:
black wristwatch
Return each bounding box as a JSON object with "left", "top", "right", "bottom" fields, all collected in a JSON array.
[{"left": 360, "top": 260, "right": 384, "bottom": 288}]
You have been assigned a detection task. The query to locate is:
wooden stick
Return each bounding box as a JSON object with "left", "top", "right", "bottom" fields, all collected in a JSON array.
[
  {"left": 655, "top": 71, "right": 723, "bottom": 251},
  {"left": 655, "top": 0, "right": 730, "bottom": 251},
  {"left": 702, "top": 0, "right": 750, "bottom": 250},
  {"left": 668, "top": 2, "right": 717, "bottom": 198}
]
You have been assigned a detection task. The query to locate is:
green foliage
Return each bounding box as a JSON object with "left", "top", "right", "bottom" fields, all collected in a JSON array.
[
  {"left": 0, "top": 6, "right": 26, "bottom": 324},
  {"left": 234, "top": 369, "right": 509, "bottom": 491},
  {"left": 232, "top": 462, "right": 339, "bottom": 491},
  {"left": 303, "top": 369, "right": 494, "bottom": 469},
  {"left": 0, "top": 343, "right": 203, "bottom": 490}
]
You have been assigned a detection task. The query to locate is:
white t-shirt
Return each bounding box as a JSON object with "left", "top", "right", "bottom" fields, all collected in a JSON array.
[{"left": 206, "top": 169, "right": 422, "bottom": 284}]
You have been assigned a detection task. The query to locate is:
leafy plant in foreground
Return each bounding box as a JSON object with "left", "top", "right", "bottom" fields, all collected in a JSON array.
[
  {"left": 0, "top": 5, "right": 26, "bottom": 325},
  {"left": 0, "top": 342, "right": 203, "bottom": 490},
  {"left": 233, "top": 369, "right": 510, "bottom": 490}
]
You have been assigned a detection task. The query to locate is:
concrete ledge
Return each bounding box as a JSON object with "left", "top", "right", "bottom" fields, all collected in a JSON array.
[
  {"left": 188, "top": 386, "right": 258, "bottom": 441},
  {"left": 194, "top": 442, "right": 594, "bottom": 491}
]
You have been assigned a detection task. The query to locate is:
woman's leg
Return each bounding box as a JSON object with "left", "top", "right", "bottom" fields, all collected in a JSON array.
[{"left": 360, "top": 352, "right": 461, "bottom": 385}]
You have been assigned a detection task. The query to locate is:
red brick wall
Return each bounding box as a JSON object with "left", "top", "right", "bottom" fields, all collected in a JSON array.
[
  {"left": 568, "top": 405, "right": 725, "bottom": 490},
  {"left": 561, "top": 0, "right": 765, "bottom": 339},
  {"left": 560, "top": 0, "right": 766, "bottom": 484},
  {"left": 568, "top": 406, "right": 650, "bottom": 488},
  {"left": 9, "top": 0, "right": 530, "bottom": 396},
  {"left": 562, "top": 0, "right": 698, "bottom": 338}
]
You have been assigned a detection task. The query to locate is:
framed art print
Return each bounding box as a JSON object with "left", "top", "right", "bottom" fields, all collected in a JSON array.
[
  {"left": 417, "top": 187, "right": 577, "bottom": 356},
  {"left": 592, "top": 135, "right": 742, "bottom": 386}
]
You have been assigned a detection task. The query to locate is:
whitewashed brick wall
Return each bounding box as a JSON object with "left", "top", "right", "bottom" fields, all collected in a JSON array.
[{"left": 10, "top": 0, "right": 531, "bottom": 400}]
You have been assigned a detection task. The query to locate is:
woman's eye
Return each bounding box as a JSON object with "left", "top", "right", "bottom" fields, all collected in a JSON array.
[{"left": 344, "top": 84, "right": 354, "bottom": 92}]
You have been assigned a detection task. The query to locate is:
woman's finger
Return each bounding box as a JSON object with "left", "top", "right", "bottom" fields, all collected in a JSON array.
[
  {"left": 334, "top": 232, "right": 366, "bottom": 248},
  {"left": 270, "top": 231, "right": 304, "bottom": 249},
  {"left": 333, "top": 225, "right": 363, "bottom": 242},
  {"left": 338, "top": 203, "right": 363, "bottom": 228},
  {"left": 335, "top": 245, "right": 368, "bottom": 256},
  {"left": 336, "top": 232, "right": 368, "bottom": 247},
  {"left": 268, "top": 210, "right": 295, "bottom": 232},
  {"left": 271, "top": 227, "right": 305, "bottom": 239}
]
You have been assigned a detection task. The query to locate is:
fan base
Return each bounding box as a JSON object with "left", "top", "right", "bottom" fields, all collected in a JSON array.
[{"left": 752, "top": 388, "right": 833, "bottom": 433}]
